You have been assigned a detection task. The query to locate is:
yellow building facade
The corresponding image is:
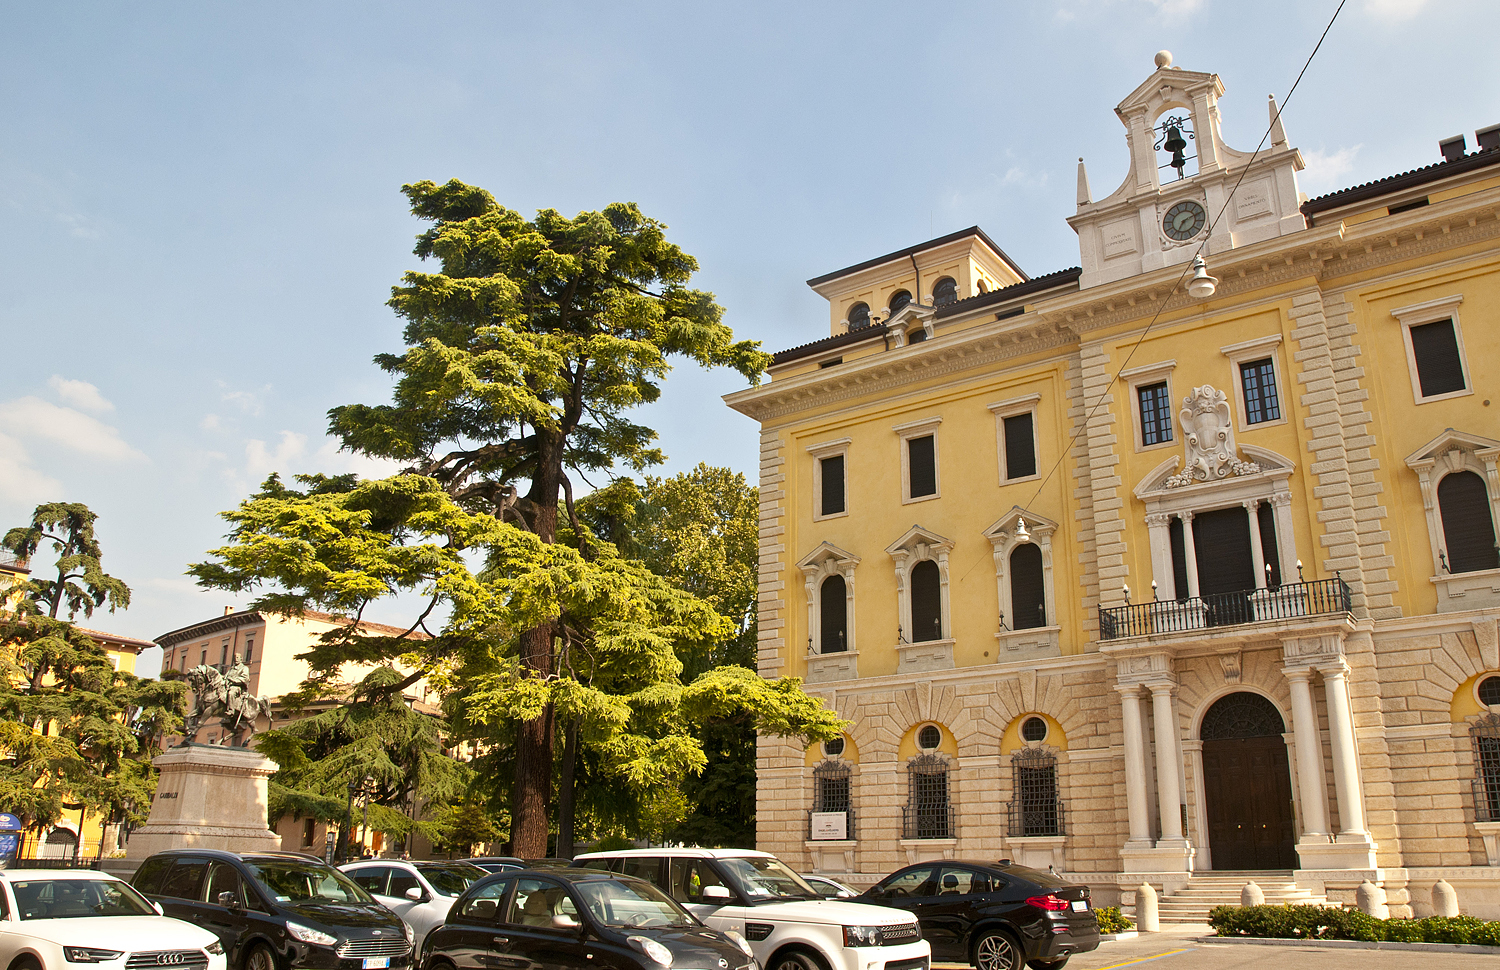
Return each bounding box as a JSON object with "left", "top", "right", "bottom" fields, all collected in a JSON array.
[{"left": 727, "top": 55, "right": 1500, "bottom": 919}]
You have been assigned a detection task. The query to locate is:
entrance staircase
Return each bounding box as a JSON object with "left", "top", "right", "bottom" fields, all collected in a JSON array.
[{"left": 1155, "top": 870, "right": 1333, "bottom": 924}]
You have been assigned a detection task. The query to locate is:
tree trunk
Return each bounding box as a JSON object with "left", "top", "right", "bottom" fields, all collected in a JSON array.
[{"left": 557, "top": 718, "right": 579, "bottom": 859}]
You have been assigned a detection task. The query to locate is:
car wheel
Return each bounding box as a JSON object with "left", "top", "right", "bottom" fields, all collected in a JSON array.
[
  {"left": 973, "top": 930, "right": 1023, "bottom": 970},
  {"left": 242, "top": 943, "right": 277, "bottom": 970},
  {"left": 14, "top": 957, "right": 41, "bottom": 970},
  {"left": 769, "top": 948, "right": 827, "bottom": 970},
  {"left": 1027, "top": 960, "right": 1068, "bottom": 970}
]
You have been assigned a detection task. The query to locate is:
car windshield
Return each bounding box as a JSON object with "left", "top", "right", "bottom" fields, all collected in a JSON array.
[
  {"left": 576, "top": 878, "right": 698, "bottom": 928},
  {"left": 245, "top": 861, "right": 373, "bottom": 904},
  {"left": 12, "top": 878, "right": 157, "bottom": 920},
  {"left": 417, "top": 863, "right": 487, "bottom": 897},
  {"left": 717, "top": 856, "right": 818, "bottom": 900}
]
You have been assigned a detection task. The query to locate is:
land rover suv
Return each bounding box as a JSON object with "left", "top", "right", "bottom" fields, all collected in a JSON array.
[{"left": 572, "top": 848, "right": 930, "bottom": 970}]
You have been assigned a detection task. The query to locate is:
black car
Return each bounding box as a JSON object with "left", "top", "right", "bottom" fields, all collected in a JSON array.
[
  {"left": 132, "top": 848, "right": 414, "bottom": 970},
  {"left": 423, "top": 868, "right": 756, "bottom": 970},
  {"left": 857, "top": 860, "right": 1098, "bottom": 970},
  {"left": 464, "top": 856, "right": 527, "bottom": 874}
]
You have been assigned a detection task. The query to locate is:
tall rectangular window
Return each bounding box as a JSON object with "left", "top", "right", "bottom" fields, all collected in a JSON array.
[
  {"left": 908, "top": 435, "right": 937, "bottom": 498},
  {"left": 1003, "top": 414, "right": 1037, "bottom": 480},
  {"left": 1239, "top": 358, "right": 1281, "bottom": 424},
  {"left": 244, "top": 636, "right": 254, "bottom": 664},
  {"left": 1409, "top": 319, "right": 1467, "bottom": 397},
  {"left": 1138, "top": 381, "right": 1173, "bottom": 446},
  {"left": 820, "top": 455, "right": 845, "bottom": 516}
]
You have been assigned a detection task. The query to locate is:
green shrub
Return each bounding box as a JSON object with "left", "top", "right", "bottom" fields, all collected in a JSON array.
[
  {"left": 1208, "top": 904, "right": 1500, "bottom": 947},
  {"left": 1095, "top": 906, "right": 1134, "bottom": 934}
]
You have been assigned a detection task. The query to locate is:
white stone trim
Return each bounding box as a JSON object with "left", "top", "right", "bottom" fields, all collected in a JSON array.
[
  {"left": 1220, "top": 333, "right": 1288, "bottom": 431},
  {"left": 797, "top": 542, "right": 861, "bottom": 666},
  {"left": 983, "top": 508, "right": 1060, "bottom": 655},
  {"left": 886, "top": 526, "right": 954, "bottom": 650},
  {"left": 1390, "top": 294, "right": 1473, "bottom": 405},
  {"left": 1120, "top": 359, "right": 1177, "bottom": 453},
  {"left": 987, "top": 393, "right": 1042, "bottom": 484},
  {"left": 807, "top": 437, "right": 852, "bottom": 522},
  {"left": 894, "top": 416, "right": 943, "bottom": 504},
  {"left": 1402, "top": 429, "right": 1500, "bottom": 612}
]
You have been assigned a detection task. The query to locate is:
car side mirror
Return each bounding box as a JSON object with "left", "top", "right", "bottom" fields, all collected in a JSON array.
[
  {"left": 153, "top": 901, "right": 165, "bottom": 915},
  {"left": 216, "top": 891, "right": 243, "bottom": 913},
  {"left": 701, "top": 885, "right": 732, "bottom": 901},
  {"left": 552, "top": 913, "right": 582, "bottom": 930},
  {"left": 405, "top": 886, "right": 425, "bottom": 901}
]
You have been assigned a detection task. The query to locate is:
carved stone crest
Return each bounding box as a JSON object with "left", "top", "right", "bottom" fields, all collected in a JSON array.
[{"left": 1163, "top": 384, "right": 1261, "bottom": 487}]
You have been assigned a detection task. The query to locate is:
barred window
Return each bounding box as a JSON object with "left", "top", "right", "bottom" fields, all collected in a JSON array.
[
  {"left": 1010, "top": 747, "right": 1062, "bottom": 837},
  {"left": 1475, "top": 714, "right": 1500, "bottom": 824},
  {"left": 904, "top": 753, "right": 952, "bottom": 839},
  {"left": 813, "top": 760, "right": 851, "bottom": 814}
]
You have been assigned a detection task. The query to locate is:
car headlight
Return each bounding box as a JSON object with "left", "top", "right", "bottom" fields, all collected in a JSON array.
[
  {"left": 627, "top": 935, "right": 674, "bottom": 967},
  {"left": 204, "top": 941, "right": 225, "bottom": 955},
  {"left": 286, "top": 920, "right": 340, "bottom": 946},
  {"left": 402, "top": 920, "right": 414, "bottom": 943},
  {"left": 842, "top": 925, "right": 884, "bottom": 947},
  {"left": 723, "top": 930, "right": 755, "bottom": 959},
  {"left": 64, "top": 949, "right": 125, "bottom": 964}
]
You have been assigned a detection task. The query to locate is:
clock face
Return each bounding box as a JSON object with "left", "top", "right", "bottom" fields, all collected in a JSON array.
[{"left": 1163, "top": 200, "right": 1207, "bottom": 241}]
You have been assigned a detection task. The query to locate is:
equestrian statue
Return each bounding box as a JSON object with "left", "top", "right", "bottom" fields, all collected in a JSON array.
[{"left": 182, "top": 655, "right": 273, "bottom": 747}]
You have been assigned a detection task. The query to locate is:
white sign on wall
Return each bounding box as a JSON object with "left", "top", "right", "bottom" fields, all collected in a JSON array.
[{"left": 810, "top": 812, "right": 848, "bottom": 841}]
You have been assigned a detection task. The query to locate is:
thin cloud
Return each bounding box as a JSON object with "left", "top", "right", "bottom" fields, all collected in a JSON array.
[
  {"left": 225, "top": 431, "right": 401, "bottom": 495},
  {"left": 218, "top": 381, "right": 272, "bottom": 416},
  {"left": 47, "top": 375, "right": 114, "bottom": 414},
  {"left": 1300, "top": 144, "right": 1364, "bottom": 196},
  {"left": 0, "top": 431, "right": 61, "bottom": 506},
  {"left": 1363, "top": 0, "right": 1429, "bottom": 22},
  {"left": 0, "top": 396, "right": 146, "bottom": 463}
]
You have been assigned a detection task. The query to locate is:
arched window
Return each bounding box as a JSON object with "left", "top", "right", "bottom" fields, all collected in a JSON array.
[
  {"left": 976, "top": 279, "right": 989, "bottom": 294},
  {"left": 910, "top": 560, "right": 942, "bottom": 641},
  {"left": 847, "top": 302, "right": 870, "bottom": 329},
  {"left": 1200, "top": 691, "right": 1284, "bottom": 740},
  {"left": 1010, "top": 747, "right": 1062, "bottom": 837},
  {"left": 888, "top": 290, "right": 912, "bottom": 314},
  {"left": 820, "top": 575, "right": 848, "bottom": 653},
  {"left": 1439, "top": 471, "right": 1500, "bottom": 573},
  {"left": 932, "top": 277, "right": 958, "bottom": 306},
  {"left": 1009, "top": 544, "right": 1046, "bottom": 630},
  {"left": 1480, "top": 676, "right": 1500, "bottom": 707},
  {"left": 1473, "top": 714, "right": 1500, "bottom": 823},
  {"left": 904, "top": 753, "right": 951, "bottom": 839}
]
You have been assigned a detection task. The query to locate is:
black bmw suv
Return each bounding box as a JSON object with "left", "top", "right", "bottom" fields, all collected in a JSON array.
[
  {"left": 857, "top": 860, "right": 1098, "bottom": 970},
  {"left": 132, "top": 848, "right": 413, "bottom": 970}
]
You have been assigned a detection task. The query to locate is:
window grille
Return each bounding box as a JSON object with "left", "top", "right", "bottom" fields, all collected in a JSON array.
[
  {"left": 903, "top": 753, "right": 952, "bottom": 839},
  {"left": 810, "top": 759, "right": 854, "bottom": 840},
  {"left": 917, "top": 724, "right": 942, "bottom": 750},
  {"left": 889, "top": 290, "right": 912, "bottom": 314},
  {"left": 1200, "top": 692, "right": 1284, "bottom": 741},
  {"left": 1473, "top": 714, "right": 1500, "bottom": 823},
  {"left": 1480, "top": 677, "right": 1500, "bottom": 707},
  {"left": 1008, "top": 747, "right": 1064, "bottom": 837},
  {"left": 847, "top": 303, "right": 870, "bottom": 329},
  {"left": 932, "top": 277, "right": 958, "bottom": 306}
]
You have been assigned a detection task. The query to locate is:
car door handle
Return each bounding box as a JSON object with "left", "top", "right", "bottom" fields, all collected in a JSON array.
[{"left": 493, "top": 937, "right": 509, "bottom": 945}]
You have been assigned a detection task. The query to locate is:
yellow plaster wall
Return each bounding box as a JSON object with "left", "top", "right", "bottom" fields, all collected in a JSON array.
[
  {"left": 1450, "top": 671, "right": 1497, "bottom": 722},
  {"left": 803, "top": 731, "right": 861, "bottom": 766},
  {"left": 896, "top": 722, "right": 959, "bottom": 761},
  {"left": 998, "top": 712, "right": 1069, "bottom": 754}
]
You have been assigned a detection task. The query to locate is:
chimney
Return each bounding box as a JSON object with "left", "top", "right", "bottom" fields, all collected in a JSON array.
[
  {"left": 1476, "top": 124, "right": 1500, "bottom": 153},
  {"left": 224, "top": 605, "right": 234, "bottom": 616},
  {"left": 1439, "top": 134, "right": 1467, "bottom": 163}
]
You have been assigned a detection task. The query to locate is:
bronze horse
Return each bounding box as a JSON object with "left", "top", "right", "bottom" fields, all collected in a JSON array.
[{"left": 182, "top": 662, "right": 272, "bottom": 746}]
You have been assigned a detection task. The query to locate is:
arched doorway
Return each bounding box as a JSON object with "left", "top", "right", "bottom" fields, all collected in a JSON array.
[{"left": 1200, "top": 691, "right": 1296, "bottom": 870}]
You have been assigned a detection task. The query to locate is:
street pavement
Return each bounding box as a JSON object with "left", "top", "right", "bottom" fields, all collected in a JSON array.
[{"left": 934, "top": 923, "right": 1499, "bottom": 968}]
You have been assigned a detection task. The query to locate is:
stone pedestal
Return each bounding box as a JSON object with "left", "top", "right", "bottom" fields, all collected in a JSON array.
[{"left": 127, "top": 744, "right": 281, "bottom": 859}]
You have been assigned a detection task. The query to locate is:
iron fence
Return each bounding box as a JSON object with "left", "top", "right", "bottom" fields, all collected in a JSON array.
[
  {"left": 901, "top": 804, "right": 953, "bottom": 840},
  {"left": 1099, "top": 576, "right": 1352, "bottom": 640},
  {"left": 1007, "top": 798, "right": 1065, "bottom": 838}
]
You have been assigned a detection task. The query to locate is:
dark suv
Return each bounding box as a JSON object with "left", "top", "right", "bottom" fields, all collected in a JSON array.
[{"left": 132, "top": 848, "right": 413, "bottom": 970}]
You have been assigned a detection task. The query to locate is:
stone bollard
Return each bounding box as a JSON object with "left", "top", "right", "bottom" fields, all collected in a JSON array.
[
  {"left": 1356, "top": 880, "right": 1389, "bottom": 919},
  {"left": 1431, "top": 879, "right": 1459, "bottom": 918},
  {"left": 1241, "top": 881, "right": 1264, "bottom": 907},
  {"left": 1137, "top": 882, "right": 1160, "bottom": 933}
]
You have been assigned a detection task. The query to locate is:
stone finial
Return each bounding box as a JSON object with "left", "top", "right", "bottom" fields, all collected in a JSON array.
[
  {"left": 1431, "top": 879, "right": 1459, "bottom": 918},
  {"left": 1269, "top": 95, "right": 1288, "bottom": 148},
  {"left": 1240, "top": 881, "right": 1264, "bottom": 907},
  {"left": 1077, "top": 158, "right": 1092, "bottom": 206},
  {"left": 1356, "top": 880, "right": 1389, "bottom": 919},
  {"left": 1136, "top": 882, "right": 1160, "bottom": 932},
  {"left": 1154, "top": 50, "right": 1173, "bottom": 69}
]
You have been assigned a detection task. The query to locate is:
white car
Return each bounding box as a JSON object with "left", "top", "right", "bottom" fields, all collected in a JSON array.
[
  {"left": 340, "top": 859, "right": 487, "bottom": 952},
  {"left": 0, "top": 869, "right": 226, "bottom": 970},
  {"left": 801, "top": 874, "right": 859, "bottom": 899},
  {"left": 573, "top": 848, "right": 931, "bottom": 970}
]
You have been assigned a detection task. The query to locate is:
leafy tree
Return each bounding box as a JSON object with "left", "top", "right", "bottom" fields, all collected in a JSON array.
[
  {"left": 322, "top": 181, "right": 769, "bottom": 856},
  {"left": 3, "top": 503, "right": 130, "bottom": 621}
]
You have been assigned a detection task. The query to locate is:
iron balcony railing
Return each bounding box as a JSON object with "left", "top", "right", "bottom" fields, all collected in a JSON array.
[
  {"left": 806, "top": 808, "right": 855, "bottom": 841},
  {"left": 1098, "top": 576, "right": 1353, "bottom": 641},
  {"left": 901, "top": 805, "right": 954, "bottom": 840},
  {"left": 1007, "top": 798, "right": 1066, "bottom": 838}
]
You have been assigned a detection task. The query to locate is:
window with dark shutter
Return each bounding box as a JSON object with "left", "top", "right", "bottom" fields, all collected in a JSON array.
[
  {"left": 1240, "top": 358, "right": 1281, "bottom": 424},
  {"left": 1439, "top": 471, "right": 1500, "bottom": 572},
  {"left": 1169, "top": 517, "right": 1190, "bottom": 600},
  {"left": 910, "top": 560, "right": 942, "bottom": 641},
  {"left": 1409, "top": 319, "right": 1467, "bottom": 397},
  {"left": 820, "top": 575, "right": 848, "bottom": 653},
  {"left": 1009, "top": 544, "right": 1046, "bottom": 629},
  {"left": 1193, "top": 506, "right": 1255, "bottom": 595},
  {"left": 820, "top": 454, "right": 845, "bottom": 516},
  {"left": 847, "top": 302, "right": 870, "bottom": 329},
  {"left": 1139, "top": 382, "right": 1173, "bottom": 445},
  {"left": 1003, "top": 413, "right": 1037, "bottom": 479},
  {"left": 908, "top": 435, "right": 937, "bottom": 497},
  {"left": 1257, "top": 502, "right": 1283, "bottom": 587}
]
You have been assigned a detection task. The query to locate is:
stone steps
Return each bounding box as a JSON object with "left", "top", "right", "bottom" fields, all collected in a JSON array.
[{"left": 1147, "top": 871, "right": 1334, "bottom": 924}]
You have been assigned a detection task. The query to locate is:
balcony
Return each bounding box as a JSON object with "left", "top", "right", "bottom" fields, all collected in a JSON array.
[{"left": 1098, "top": 577, "right": 1352, "bottom": 641}]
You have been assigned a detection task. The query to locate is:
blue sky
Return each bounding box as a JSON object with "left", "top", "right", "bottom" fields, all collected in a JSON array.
[{"left": 1, "top": 0, "right": 1493, "bottom": 671}]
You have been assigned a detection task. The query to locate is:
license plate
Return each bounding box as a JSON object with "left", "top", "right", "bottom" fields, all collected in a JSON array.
[
  {"left": 1070, "top": 900, "right": 1089, "bottom": 912},
  {"left": 363, "top": 960, "right": 391, "bottom": 969}
]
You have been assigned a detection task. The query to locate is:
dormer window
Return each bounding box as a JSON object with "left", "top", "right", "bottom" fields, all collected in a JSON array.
[
  {"left": 888, "top": 290, "right": 912, "bottom": 314},
  {"left": 932, "top": 277, "right": 957, "bottom": 306},
  {"left": 847, "top": 302, "right": 870, "bottom": 330}
]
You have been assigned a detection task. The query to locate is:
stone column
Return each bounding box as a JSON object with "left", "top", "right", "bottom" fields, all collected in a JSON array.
[
  {"left": 1321, "top": 663, "right": 1368, "bottom": 837},
  {"left": 1150, "top": 684, "right": 1186, "bottom": 844},
  {"left": 1246, "top": 500, "right": 1267, "bottom": 589},
  {"left": 1179, "top": 512, "right": 1200, "bottom": 597},
  {"left": 1118, "top": 686, "right": 1152, "bottom": 845},
  {"left": 1146, "top": 513, "right": 1174, "bottom": 597},
  {"left": 1285, "top": 667, "right": 1329, "bottom": 838}
]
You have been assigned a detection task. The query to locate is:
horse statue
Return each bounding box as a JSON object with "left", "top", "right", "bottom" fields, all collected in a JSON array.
[{"left": 182, "top": 657, "right": 273, "bottom": 747}]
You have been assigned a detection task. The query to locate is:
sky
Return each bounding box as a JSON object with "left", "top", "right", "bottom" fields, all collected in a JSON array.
[{"left": 2, "top": 0, "right": 1495, "bottom": 674}]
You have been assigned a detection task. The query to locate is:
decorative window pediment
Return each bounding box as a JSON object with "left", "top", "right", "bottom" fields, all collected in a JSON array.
[
  {"left": 886, "top": 303, "right": 937, "bottom": 347},
  {"left": 983, "top": 508, "right": 1061, "bottom": 660},
  {"left": 797, "top": 541, "right": 860, "bottom": 578},
  {"left": 1404, "top": 429, "right": 1500, "bottom": 610},
  {"left": 798, "top": 542, "right": 861, "bottom": 683},
  {"left": 887, "top": 526, "right": 954, "bottom": 673}
]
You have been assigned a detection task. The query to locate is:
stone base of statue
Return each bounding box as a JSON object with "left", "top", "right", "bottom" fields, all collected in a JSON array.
[{"left": 126, "top": 744, "right": 282, "bottom": 860}]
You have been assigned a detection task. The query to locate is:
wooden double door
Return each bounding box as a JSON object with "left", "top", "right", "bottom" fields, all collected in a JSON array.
[{"left": 1201, "top": 735, "right": 1297, "bottom": 870}]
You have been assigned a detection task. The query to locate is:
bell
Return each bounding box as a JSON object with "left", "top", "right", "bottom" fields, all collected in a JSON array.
[{"left": 1163, "top": 123, "right": 1188, "bottom": 178}]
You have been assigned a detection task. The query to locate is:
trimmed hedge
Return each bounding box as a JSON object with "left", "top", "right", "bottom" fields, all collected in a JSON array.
[
  {"left": 1095, "top": 906, "right": 1134, "bottom": 934},
  {"left": 1208, "top": 904, "right": 1500, "bottom": 947}
]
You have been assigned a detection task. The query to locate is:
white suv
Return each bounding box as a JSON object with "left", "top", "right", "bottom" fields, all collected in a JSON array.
[{"left": 572, "top": 848, "right": 930, "bottom": 970}]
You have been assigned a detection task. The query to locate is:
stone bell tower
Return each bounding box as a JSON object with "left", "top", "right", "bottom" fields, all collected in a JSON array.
[{"left": 1069, "top": 51, "right": 1307, "bottom": 289}]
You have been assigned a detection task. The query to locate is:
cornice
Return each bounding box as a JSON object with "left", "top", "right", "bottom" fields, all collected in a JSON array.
[{"left": 156, "top": 611, "right": 264, "bottom": 648}]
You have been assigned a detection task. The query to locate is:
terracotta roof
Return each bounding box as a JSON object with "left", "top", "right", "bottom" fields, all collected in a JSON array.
[
  {"left": 75, "top": 625, "right": 155, "bottom": 652},
  {"left": 156, "top": 607, "right": 431, "bottom": 648},
  {"left": 1301, "top": 146, "right": 1500, "bottom": 218},
  {"left": 805, "top": 226, "right": 1027, "bottom": 288},
  {"left": 299, "top": 609, "right": 431, "bottom": 640},
  {"left": 770, "top": 323, "right": 890, "bottom": 367}
]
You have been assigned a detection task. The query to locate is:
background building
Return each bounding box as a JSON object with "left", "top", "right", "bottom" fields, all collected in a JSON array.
[{"left": 727, "top": 53, "right": 1500, "bottom": 919}]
